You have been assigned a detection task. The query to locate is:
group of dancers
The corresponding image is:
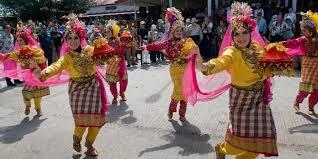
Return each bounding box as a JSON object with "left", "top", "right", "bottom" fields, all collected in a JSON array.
[{"left": 0, "top": 2, "right": 317, "bottom": 159}]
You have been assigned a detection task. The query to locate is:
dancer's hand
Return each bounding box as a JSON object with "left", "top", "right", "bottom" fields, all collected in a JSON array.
[
  {"left": 39, "top": 70, "right": 47, "bottom": 82},
  {"left": 140, "top": 46, "right": 146, "bottom": 52},
  {"left": 195, "top": 53, "right": 204, "bottom": 71}
]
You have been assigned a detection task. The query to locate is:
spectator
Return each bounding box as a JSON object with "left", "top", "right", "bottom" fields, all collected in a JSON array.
[
  {"left": 284, "top": 8, "right": 296, "bottom": 23},
  {"left": 254, "top": 3, "right": 264, "bottom": 18},
  {"left": 89, "top": 27, "right": 103, "bottom": 44},
  {"left": 183, "top": 18, "right": 191, "bottom": 37},
  {"left": 269, "top": 14, "right": 288, "bottom": 42},
  {"left": 38, "top": 25, "right": 53, "bottom": 65},
  {"left": 0, "top": 25, "right": 22, "bottom": 86},
  {"left": 157, "top": 19, "right": 165, "bottom": 61},
  {"left": 215, "top": 19, "right": 227, "bottom": 52},
  {"left": 138, "top": 21, "right": 149, "bottom": 64},
  {"left": 50, "top": 26, "right": 63, "bottom": 61},
  {"left": 263, "top": 2, "right": 274, "bottom": 24},
  {"left": 294, "top": 13, "right": 302, "bottom": 37},
  {"left": 187, "top": 18, "right": 202, "bottom": 45},
  {"left": 256, "top": 12, "right": 267, "bottom": 36},
  {"left": 126, "top": 22, "right": 138, "bottom": 66},
  {"left": 200, "top": 16, "right": 213, "bottom": 60},
  {"left": 138, "top": 21, "right": 148, "bottom": 46},
  {"left": 157, "top": 19, "right": 165, "bottom": 34},
  {"left": 284, "top": 16, "right": 295, "bottom": 40},
  {"left": 148, "top": 24, "right": 160, "bottom": 63}
]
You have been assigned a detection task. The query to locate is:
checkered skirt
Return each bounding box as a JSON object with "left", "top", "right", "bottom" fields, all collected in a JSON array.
[
  {"left": 69, "top": 76, "right": 106, "bottom": 127},
  {"left": 299, "top": 57, "right": 318, "bottom": 92},
  {"left": 301, "top": 57, "right": 318, "bottom": 83},
  {"left": 105, "top": 56, "right": 127, "bottom": 83},
  {"left": 225, "top": 86, "right": 278, "bottom": 156},
  {"left": 22, "top": 84, "right": 50, "bottom": 100}
]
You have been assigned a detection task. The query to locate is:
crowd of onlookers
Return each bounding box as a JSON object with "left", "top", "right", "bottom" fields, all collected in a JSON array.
[{"left": 1, "top": 1, "right": 312, "bottom": 75}]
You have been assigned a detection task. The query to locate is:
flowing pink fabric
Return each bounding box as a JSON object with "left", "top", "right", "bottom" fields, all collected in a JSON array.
[
  {"left": 0, "top": 62, "right": 26, "bottom": 80},
  {"left": 183, "top": 54, "right": 232, "bottom": 105},
  {"left": 0, "top": 29, "right": 41, "bottom": 80},
  {"left": 96, "top": 69, "right": 109, "bottom": 113},
  {"left": 23, "top": 69, "right": 70, "bottom": 87},
  {"left": 183, "top": 26, "right": 271, "bottom": 105}
]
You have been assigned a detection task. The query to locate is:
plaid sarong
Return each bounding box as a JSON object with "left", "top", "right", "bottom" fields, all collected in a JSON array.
[
  {"left": 105, "top": 56, "right": 127, "bottom": 83},
  {"left": 69, "top": 76, "right": 106, "bottom": 127},
  {"left": 300, "top": 57, "right": 318, "bottom": 92},
  {"left": 225, "top": 85, "right": 278, "bottom": 156},
  {"left": 22, "top": 84, "right": 50, "bottom": 100}
]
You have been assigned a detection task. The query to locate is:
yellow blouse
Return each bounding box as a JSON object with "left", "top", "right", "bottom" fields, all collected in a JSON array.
[
  {"left": 43, "top": 46, "right": 96, "bottom": 79},
  {"left": 203, "top": 42, "right": 267, "bottom": 87}
]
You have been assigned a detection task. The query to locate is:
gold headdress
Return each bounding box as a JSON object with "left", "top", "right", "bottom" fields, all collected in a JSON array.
[{"left": 165, "top": 7, "right": 184, "bottom": 35}]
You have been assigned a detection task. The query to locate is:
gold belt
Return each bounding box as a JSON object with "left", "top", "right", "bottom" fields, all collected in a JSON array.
[
  {"left": 232, "top": 81, "right": 264, "bottom": 92},
  {"left": 170, "top": 59, "right": 188, "bottom": 65},
  {"left": 72, "top": 75, "right": 96, "bottom": 83}
]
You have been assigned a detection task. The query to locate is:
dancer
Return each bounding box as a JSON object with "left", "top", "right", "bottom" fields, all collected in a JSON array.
[
  {"left": 194, "top": 2, "right": 278, "bottom": 158},
  {"left": 40, "top": 14, "right": 110, "bottom": 156},
  {"left": 105, "top": 22, "right": 129, "bottom": 104},
  {"left": 0, "top": 29, "right": 49, "bottom": 116},
  {"left": 280, "top": 11, "right": 318, "bottom": 115},
  {"left": 142, "top": 7, "right": 199, "bottom": 122}
]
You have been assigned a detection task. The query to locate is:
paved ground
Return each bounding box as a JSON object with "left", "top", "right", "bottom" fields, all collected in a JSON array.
[{"left": 0, "top": 63, "right": 318, "bottom": 159}]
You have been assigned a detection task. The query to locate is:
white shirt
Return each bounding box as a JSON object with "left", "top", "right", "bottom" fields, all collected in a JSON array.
[{"left": 0, "top": 33, "right": 14, "bottom": 54}]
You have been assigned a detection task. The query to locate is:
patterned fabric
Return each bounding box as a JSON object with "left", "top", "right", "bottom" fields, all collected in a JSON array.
[
  {"left": 69, "top": 76, "right": 106, "bottom": 127},
  {"left": 22, "top": 84, "right": 50, "bottom": 100},
  {"left": 169, "top": 99, "right": 178, "bottom": 112},
  {"left": 168, "top": 99, "right": 187, "bottom": 117},
  {"left": 109, "top": 79, "right": 128, "bottom": 97},
  {"left": 296, "top": 90, "right": 318, "bottom": 108},
  {"left": 225, "top": 86, "right": 278, "bottom": 156},
  {"left": 300, "top": 57, "right": 318, "bottom": 93},
  {"left": 105, "top": 56, "right": 128, "bottom": 83},
  {"left": 169, "top": 63, "right": 187, "bottom": 101},
  {"left": 146, "top": 39, "right": 185, "bottom": 61}
]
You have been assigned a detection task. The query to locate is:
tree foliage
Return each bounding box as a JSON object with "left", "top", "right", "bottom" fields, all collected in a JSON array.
[{"left": 0, "top": 0, "right": 94, "bottom": 21}]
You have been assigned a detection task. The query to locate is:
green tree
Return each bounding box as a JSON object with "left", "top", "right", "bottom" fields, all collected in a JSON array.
[{"left": 0, "top": 0, "right": 94, "bottom": 21}]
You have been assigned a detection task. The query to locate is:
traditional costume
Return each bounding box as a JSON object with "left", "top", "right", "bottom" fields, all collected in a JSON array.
[
  {"left": 105, "top": 23, "right": 129, "bottom": 104},
  {"left": 280, "top": 11, "right": 318, "bottom": 115},
  {"left": 143, "top": 7, "right": 199, "bottom": 122},
  {"left": 40, "top": 14, "right": 110, "bottom": 156},
  {"left": 0, "top": 30, "right": 49, "bottom": 116},
  {"left": 183, "top": 2, "right": 283, "bottom": 158}
]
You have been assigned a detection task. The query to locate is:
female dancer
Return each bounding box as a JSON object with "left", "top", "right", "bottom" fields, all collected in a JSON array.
[
  {"left": 0, "top": 29, "right": 49, "bottom": 116},
  {"left": 40, "top": 15, "right": 110, "bottom": 156},
  {"left": 280, "top": 11, "right": 318, "bottom": 115},
  {"left": 195, "top": 2, "right": 278, "bottom": 159},
  {"left": 142, "top": 7, "right": 199, "bottom": 122},
  {"left": 104, "top": 23, "right": 129, "bottom": 104}
]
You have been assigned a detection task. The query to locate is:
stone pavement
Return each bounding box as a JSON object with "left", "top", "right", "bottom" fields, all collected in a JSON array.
[{"left": 0, "top": 63, "right": 318, "bottom": 159}]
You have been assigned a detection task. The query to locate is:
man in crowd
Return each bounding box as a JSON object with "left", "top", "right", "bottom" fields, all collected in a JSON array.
[
  {"left": 38, "top": 25, "right": 53, "bottom": 65},
  {"left": 0, "top": 25, "right": 23, "bottom": 86}
]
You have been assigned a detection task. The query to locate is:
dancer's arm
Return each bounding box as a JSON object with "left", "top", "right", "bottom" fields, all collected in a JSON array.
[
  {"left": 142, "top": 40, "right": 169, "bottom": 52},
  {"left": 280, "top": 36, "right": 306, "bottom": 56},
  {"left": 197, "top": 49, "right": 233, "bottom": 75},
  {"left": 40, "top": 56, "right": 67, "bottom": 81}
]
